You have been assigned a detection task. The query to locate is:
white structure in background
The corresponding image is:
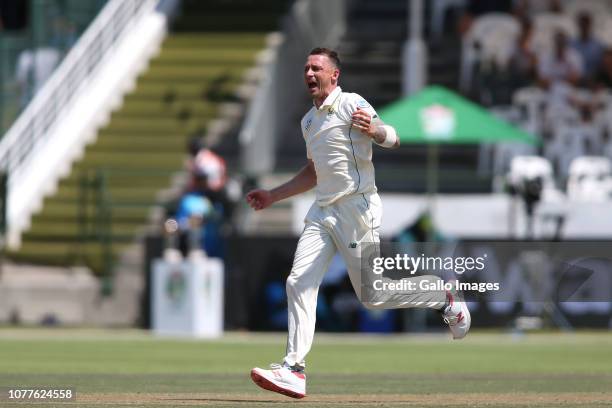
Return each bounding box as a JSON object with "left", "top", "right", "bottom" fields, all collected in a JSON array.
[
  {"left": 508, "top": 155, "right": 565, "bottom": 203},
  {"left": 152, "top": 250, "right": 224, "bottom": 338},
  {"left": 507, "top": 156, "right": 565, "bottom": 238},
  {"left": 567, "top": 156, "right": 612, "bottom": 202},
  {"left": 0, "top": 0, "right": 168, "bottom": 248}
]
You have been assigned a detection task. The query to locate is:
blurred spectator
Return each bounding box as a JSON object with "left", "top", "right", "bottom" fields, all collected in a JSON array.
[
  {"left": 0, "top": 0, "right": 28, "bottom": 31},
  {"left": 514, "top": 0, "right": 563, "bottom": 17},
  {"left": 173, "top": 172, "right": 226, "bottom": 258},
  {"left": 192, "top": 148, "right": 227, "bottom": 192},
  {"left": 570, "top": 12, "right": 604, "bottom": 82},
  {"left": 169, "top": 146, "right": 238, "bottom": 259},
  {"left": 185, "top": 136, "right": 227, "bottom": 191},
  {"left": 15, "top": 47, "right": 61, "bottom": 106},
  {"left": 537, "top": 30, "right": 583, "bottom": 88},
  {"left": 548, "top": 0, "right": 563, "bottom": 13},
  {"left": 50, "top": 16, "right": 78, "bottom": 51},
  {"left": 458, "top": 0, "right": 514, "bottom": 36},
  {"left": 185, "top": 135, "right": 204, "bottom": 173},
  {"left": 393, "top": 212, "right": 448, "bottom": 243},
  {"left": 594, "top": 49, "right": 612, "bottom": 89},
  {"left": 508, "top": 17, "right": 537, "bottom": 86}
]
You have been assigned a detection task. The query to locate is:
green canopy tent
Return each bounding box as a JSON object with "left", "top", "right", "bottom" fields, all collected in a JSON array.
[{"left": 378, "top": 85, "right": 538, "bottom": 196}]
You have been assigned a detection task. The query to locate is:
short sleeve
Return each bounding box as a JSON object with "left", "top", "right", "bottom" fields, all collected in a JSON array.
[{"left": 340, "top": 93, "right": 378, "bottom": 123}]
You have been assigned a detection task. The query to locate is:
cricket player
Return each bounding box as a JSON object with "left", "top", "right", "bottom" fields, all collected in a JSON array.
[{"left": 247, "top": 48, "right": 470, "bottom": 399}]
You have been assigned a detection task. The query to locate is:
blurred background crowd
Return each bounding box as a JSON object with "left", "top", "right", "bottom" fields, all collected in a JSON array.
[{"left": 0, "top": 0, "right": 611, "bottom": 334}]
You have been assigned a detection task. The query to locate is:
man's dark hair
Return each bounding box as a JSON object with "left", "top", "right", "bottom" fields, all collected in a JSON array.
[{"left": 309, "top": 47, "right": 340, "bottom": 69}]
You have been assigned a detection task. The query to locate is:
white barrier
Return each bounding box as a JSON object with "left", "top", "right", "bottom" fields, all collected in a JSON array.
[{"left": 152, "top": 253, "right": 224, "bottom": 338}]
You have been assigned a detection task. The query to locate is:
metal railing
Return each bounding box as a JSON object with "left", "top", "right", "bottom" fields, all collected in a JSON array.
[
  {"left": 77, "top": 169, "right": 113, "bottom": 284},
  {"left": 0, "top": 171, "right": 6, "bottom": 238},
  {"left": 0, "top": 0, "right": 163, "bottom": 249},
  {"left": 72, "top": 167, "right": 172, "bottom": 293},
  {"left": 0, "top": 0, "right": 108, "bottom": 136},
  {"left": 240, "top": 0, "right": 348, "bottom": 176},
  {"left": 0, "top": 171, "right": 5, "bottom": 276},
  {"left": 0, "top": 0, "right": 157, "bottom": 181}
]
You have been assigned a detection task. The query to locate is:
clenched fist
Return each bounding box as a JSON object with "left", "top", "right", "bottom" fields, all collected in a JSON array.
[{"left": 246, "top": 189, "right": 274, "bottom": 211}]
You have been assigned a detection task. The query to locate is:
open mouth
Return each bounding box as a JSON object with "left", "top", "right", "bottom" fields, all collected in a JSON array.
[{"left": 307, "top": 80, "right": 318, "bottom": 92}]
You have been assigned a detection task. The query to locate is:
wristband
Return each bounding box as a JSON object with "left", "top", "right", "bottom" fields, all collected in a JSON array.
[{"left": 379, "top": 125, "right": 398, "bottom": 148}]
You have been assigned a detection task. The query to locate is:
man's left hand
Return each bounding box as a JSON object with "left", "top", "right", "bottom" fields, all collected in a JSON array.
[{"left": 351, "top": 108, "right": 376, "bottom": 138}]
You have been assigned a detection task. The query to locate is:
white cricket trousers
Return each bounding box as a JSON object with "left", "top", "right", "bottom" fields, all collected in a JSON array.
[{"left": 283, "top": 192, "right": 447, "bottom": 368}]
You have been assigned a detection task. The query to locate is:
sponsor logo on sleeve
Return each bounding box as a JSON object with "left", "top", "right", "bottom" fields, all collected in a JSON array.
[{"left": 357, "top": 99, "right": 370, "bottom": 109}]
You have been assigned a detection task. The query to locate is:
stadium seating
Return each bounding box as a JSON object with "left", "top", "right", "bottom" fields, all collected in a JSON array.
[
  {"left": 564, "top": 0, "right": 612, "bottom": 17},
  {"left": 567, "top": 156, "right": 612, "bottom": 201},
  {"left": 508, "top": 155, "right": 564, "bottom": 203},
  {"left": 460, "top": 13, "right": 520, "bottom": 92},
  {"left": 531, "top": 13, "right": 576, "bottom": 55},
  {"left": 457, "top": 0, "right": 612, "bottom": 195},
  {"left": 6, "top": 0, "right": 289, "bottom": 274}
]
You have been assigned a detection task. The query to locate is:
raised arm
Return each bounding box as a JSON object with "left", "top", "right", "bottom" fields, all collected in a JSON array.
[{"left": 246, "top": 160, "right": 317, "bottom": 211}]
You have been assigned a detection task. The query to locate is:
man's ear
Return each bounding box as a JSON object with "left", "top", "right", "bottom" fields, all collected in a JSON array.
[{"left": 332, "top": 68, "right": 340, "bottom": 83}]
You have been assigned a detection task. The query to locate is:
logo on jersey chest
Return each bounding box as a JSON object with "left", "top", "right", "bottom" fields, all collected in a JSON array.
[{"left": 305, "top": 117, "right": 313, "bottom": 132}]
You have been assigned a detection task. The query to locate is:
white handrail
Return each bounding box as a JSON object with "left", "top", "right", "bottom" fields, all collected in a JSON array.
[
  {"left": 0, "top": 0, "right": 157, "bottom": 177},
  {"left": 0, "top": 0, "right": 165, "bottom": 248}
]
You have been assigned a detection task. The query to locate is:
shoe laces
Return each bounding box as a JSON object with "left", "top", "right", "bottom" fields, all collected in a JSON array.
[
  {"left": 443, "top": 308, "right": 463, "bottom": 326},
  {"left": 270, "top": 362, "right": 304, "bottom": 373},
  {"left": 443, "top": 313, "right": 458, "bottom": 325}
]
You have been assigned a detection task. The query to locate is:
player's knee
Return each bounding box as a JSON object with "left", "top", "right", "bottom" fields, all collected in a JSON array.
[
  {"left": 286, "top": 274, "right": 305, "bottom": 294},
  {"left": 361, "top": 301, "right": 386, "bottom": 310}
]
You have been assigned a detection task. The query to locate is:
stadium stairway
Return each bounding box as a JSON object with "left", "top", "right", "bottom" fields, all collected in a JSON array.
[{"left": 6, "top": 0, "right": 290, "bottom": 281}]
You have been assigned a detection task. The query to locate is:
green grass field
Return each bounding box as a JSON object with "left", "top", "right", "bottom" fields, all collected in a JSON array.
[{"left": 0, "top": 329, "right": 611, "bottom": 407}]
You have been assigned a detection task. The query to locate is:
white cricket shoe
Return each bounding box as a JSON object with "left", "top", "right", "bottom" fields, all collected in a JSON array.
[
  {"left": 250, "top": 363, "right": 306, "bottom": 399},
  {"left": 442, "top": 289, "right": 471, "bottom": 339}
]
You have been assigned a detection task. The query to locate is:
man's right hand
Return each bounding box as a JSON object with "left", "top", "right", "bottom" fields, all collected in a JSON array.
[{"left": 246, "top": 189, "right": 274, "bottom": 211}]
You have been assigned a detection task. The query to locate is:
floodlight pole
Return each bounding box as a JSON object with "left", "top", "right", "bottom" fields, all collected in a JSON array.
[
  {"left": 403, "top": 0, "right": 436, "bottom": 228},
  {"left": 402, "top": 0, "right": 433, "bottom": 334},
  {"left": 402, "top": 0, "right": 427, "bottom": 96}
]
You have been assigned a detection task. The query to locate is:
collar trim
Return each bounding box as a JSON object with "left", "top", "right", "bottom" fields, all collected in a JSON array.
[{"left": 315, "top": 86, "right": 342, "bottom": 110}]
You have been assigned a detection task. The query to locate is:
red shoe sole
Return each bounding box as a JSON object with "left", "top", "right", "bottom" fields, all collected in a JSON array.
[{"left": 250, "top": 369, "right": 305, "bottom": 399}]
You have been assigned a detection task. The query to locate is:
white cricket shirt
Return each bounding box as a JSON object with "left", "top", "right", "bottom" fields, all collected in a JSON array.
[{"left": 301, "top": 86, "right": 378, "bottom": 206}]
